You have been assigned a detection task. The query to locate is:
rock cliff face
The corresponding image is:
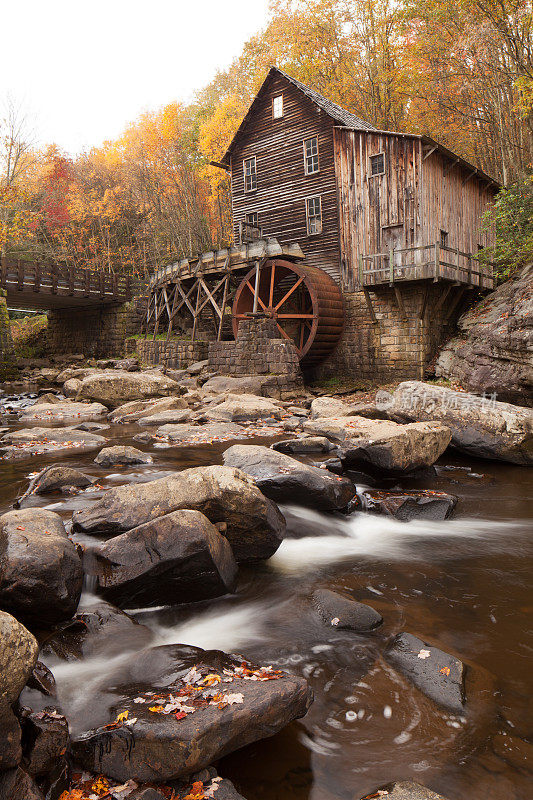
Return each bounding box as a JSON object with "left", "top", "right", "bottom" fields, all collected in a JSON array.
[{"left": 435, "top": 265, "right": 533, "bottom": 406}]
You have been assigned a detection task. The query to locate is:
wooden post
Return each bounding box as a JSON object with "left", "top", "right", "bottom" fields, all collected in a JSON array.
[
  {"left": 191, "top": 280, "right": 201, "bottom": 342},
  {"left": 467, "top": 252, "right": 472, "bottom": 285},
  {"left": 252, "top": 260, "right": 260, "bottom": 313},
  {"left": 434, "top": 242, "right": 440, "bottom": 282},
  {"left": 358, "top": 255, "right": 363, "bottom": 288},
  {"left": 217, "top": 275, "right": 229, "bottom": 341},
  {"left": 389, "top": 247, "right": 394, "bottom": 285}
]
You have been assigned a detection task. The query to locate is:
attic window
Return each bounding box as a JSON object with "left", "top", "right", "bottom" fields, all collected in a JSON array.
[
  {"left": 370, "top": 153, "right": 385, "bottom": 176},
  {"left": 244, "top": 156, "right": 257, "bottom": 192},
  {"left": 272, "top": 95, "right": 283, "bottom": 119}
]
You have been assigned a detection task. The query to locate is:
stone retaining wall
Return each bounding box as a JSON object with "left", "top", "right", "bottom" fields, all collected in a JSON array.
[
  {"left": 312, "top": 283, "right": 465, "bottom": 382},
  {"left": 133, "top": 339, "right": 209, "bottom": 369}
]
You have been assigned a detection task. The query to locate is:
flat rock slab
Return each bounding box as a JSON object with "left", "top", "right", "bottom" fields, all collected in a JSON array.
[
  {"left": 304, "top": 416, "right": 451, "bottom": 473},
  {"left": 361, "top": 490, "right": 458, "bottom": 521},
  {"left": 0, "top": 427, "right": 106, "bottom": 458},
  {"left": 71, "top": 644, "right": 313, "bottom": 782},
  {"left": 312, "top": 588, "right": 382, "bottom": 631},
  {"left": 88, "top": 510, "right": 238, "bottom": 608},
  {"left": 201, "top": 394, "right": 285, "bottom": 423},
  {"left": 0, "top": 509, "right": 83, "bottom": 627},
  {"left": 223, "top": 444, "right": 356, "bottom": 511},
  {"left": 109, "top": 396, "right": 189, "bottom": 424},
  {"left": 19, "top": 401, "right": 108, "bottom": 424},
  {"left": 384, "top": 632, "right": 465, "bottom": 714},
  {"left": 387, "top": 381, "right": 533, "bottom": 465},
  {"left": 94, "top": 445, "right": 153, "bottom": 466},
  {"left": 72, "top": 465, "right": 286, "bottom": 563},
  {"left": 361, "top": 782, "right": 450, "bottom": 800},
  {"left": 272, "top": 436, "right": 334, "bottom": 454},
  {"left": 137, "top": 409, "right": 192, "bottom": 425},
  {"left": 155, "top": 422, "right": 246, "bottom": 444}
]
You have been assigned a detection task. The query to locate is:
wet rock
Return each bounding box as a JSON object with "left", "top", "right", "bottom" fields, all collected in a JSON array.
[
  {"left": 435, "top": 263, "right": 533, "bottom": 406},
  {"left": 223, "top": 444, "right": 356, "bottom": 511},
  {"left": 72, "top": 466, "right": 286, "bottom": 563},
  {"left": 88, "top": 510, "right": 238, "bottom": 608},
  {"left": 71, "top": 644, "right": 313, "bottom": 782},
  {"left": 154, "top": 422, "right": 246, "bottom": 444},
  {"left": 0, "top": 426, "right": 106, "bottom": 458},
  {"left": 73, "top": 420, "right": 108, "bottom": 432},
  {"left": 361, "top": 781, "right": 450, "bottom": 799},
  {"left": 42, "top": 601, "right": 153, "bottom": 661},
  {"left": 109, "top": 396, "right": 189, "bottom": 424},
  {"left": 114, "top": 358, "right": 140, "bottom": 371},
  {"left": 385, "top": 632, "right": 465, "bottom": 714},
  {"left": 361, "top": 489, "right": 458, "bottom": 521},
  {"left": 19, "top": 401, "right": 108, "bottom": 423},
  {"left": 200, "top": 394, "right": 284, "bottom": 423},
  {"left": 94, "top": 445, "right": 153, "bottom": 466},
  {"left": 0, "top": 612, "right": 39, "bottom": 703},
  {"left": 0, "top": 509, "right": 83, "bottom": 627},
  {"left": 492, "top": 732, "right": 533, "bottom": 772},
  {"left": 75, "top": 370, "right": 183, "bottom": 409},
  {"left": 133, "top": 431, "right": 153, "bottom": 444},
  {"left": 282, "top": 416, "right": 302, "bottom": 431},
  {"left": 169, "top": 769, "right": 247, "bottom": 800},
  {"left": 14, "top": 465, "right": 93, "bottom": 507},
  {"left": 25, "top": 662, "right": 57, "bottom": 699},
  {"left": 316, "top": 457, "right": 344, "bottom": 474},
  {"left": 137, "top": 408, "right": 192, "bottom": 425},
  {"left": 312, "top": 588, "right": 382, "bottom": 631},
  {"left": 35, "top": 392, "right": 63, "bottom": 404},
  {"left": 387, "top": 381, "right": 533, "bottom": 465},
  {"left": 19, "top": 708, "right": 69, "bottom": 776},
  {"left": 304, "top": 416, "right": 451, "bottom": 473},
  {"left": 187, "top": 359, "right": 209, "bottom": 375},
  {"left": 0, "top": 766, "right": 44, "bottom": 799},
  {"left": 0, "top": 701, "right": 22, "bottom": 770},
  {"left": 272, "top": 436, "right": 334, "bottom": 454}
]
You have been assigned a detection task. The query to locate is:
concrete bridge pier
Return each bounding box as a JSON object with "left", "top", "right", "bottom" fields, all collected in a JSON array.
[{"left": 47, "top": 300, "right": 144, "bottom": 359}]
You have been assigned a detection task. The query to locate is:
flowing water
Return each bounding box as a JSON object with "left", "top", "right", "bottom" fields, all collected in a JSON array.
[{"left": 1, "top": 392, "right": 532, "bottom": 799}]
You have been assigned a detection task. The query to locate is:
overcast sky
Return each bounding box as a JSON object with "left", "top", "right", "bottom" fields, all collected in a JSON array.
[{"left": 1, "top": 0, "right": 269, "bottom": 154}]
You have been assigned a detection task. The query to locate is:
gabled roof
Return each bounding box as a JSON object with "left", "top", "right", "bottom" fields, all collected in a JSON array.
[{"left": 218, "top": 66, "right": 376, "bottom": 167}]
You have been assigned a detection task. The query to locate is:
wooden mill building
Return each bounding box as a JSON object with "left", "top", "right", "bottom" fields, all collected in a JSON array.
[{"left": 147, "top": 67, "right": 498, "bottom": 380}]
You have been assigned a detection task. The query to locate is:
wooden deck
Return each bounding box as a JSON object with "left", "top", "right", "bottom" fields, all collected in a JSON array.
[
  {"left": 358, "top": 243, "right": 494, "bottom": 290},
  {"left": 0, "top": 259, "right": 138, "bottom": 309}
]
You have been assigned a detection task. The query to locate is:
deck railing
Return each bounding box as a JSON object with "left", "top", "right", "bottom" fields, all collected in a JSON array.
[
  {"left": 0, "top": 259, "right": 137, "bottom": 300},
  {"left": 357, "top": 243, "right": 494, "bottom": 290}
]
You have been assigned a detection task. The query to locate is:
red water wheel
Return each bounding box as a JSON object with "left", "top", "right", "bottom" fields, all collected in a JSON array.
[{"left": 232, "top": 259, "right": 344, "bottom": 368}]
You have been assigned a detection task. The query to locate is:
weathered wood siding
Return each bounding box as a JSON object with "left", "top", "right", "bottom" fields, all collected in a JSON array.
[
  {"left": 229, "top": 73, "right": 341, "bottom": 282},
  {"left": 334, "top": 128, "right": 496, "bottom": 288}
]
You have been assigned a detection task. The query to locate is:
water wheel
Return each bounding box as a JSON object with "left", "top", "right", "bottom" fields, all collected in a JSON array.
[{"left": 232, "top": 259, "right": 343, "bottom": 367}]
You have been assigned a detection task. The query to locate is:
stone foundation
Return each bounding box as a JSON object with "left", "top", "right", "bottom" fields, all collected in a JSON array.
[
  {"left": 133, "top": 339, "right": 209, "bottom": 369},
  {"left": 208, "top": 315, "right": 304, "bottom": 392},
  {"left": 47, "top": 299, "right": 145, "bottom": 359},
  {"left": 312, "top": 282, "right": 467, "bottom": 383}
]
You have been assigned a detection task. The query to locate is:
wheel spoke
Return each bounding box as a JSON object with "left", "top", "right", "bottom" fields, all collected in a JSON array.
[
  {"left": 274, "top": 275, "right": 305, "bottom": 311},
  {"left": 245, "top": 280, "right": 266, "bottom": 311},
  {"left": 277, "top": 313, "right": 316, "bottom": 319}
]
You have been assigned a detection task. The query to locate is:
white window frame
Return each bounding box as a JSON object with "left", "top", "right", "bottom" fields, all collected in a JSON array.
[
  {"left": 370, "top": 152, "right": 385, "bottom": 177},
  {"left": 272, "top": 94, "right": 283, "bottom": 119},
  {"left": 243, "top": 156, "right": 257, "bottom": 193},
  {"left": 303, "top": 136, "right": 319, "bottom": 175},
  {"left": 305, "top": 195, "right": 322, "bottom": 236}
]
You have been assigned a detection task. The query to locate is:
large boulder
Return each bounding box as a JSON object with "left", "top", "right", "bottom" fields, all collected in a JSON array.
[
  {"left": 361, "top": 489, "right": 458, "bottom": 521},
  {"left": 72, "top": 466, "right": 286, "bottom": 563},
  {"left": 0, "top": 426, "right": 106, "bottom": 458},
  {"left": 109, "top": 396, "right": 189, "bottom": 424},
  {"left": 0, "top": 509, "right": 83, "bottom": 626},
  {"left": 304, "top": 415, "right": 451, "bottom": 473},
  {"left": 19, "top": 401, "right": 107, "bottom": 424},
  {"left": 199, "top": 394, "right": 284, "bottom": 423},
  {"left": 87, "top": 510, "right": 238, "bottom": 608},
  {"left": 75, "top": 370, "right": 183, "bottom": 408},
  {"left": 223, "top": 444, "right": 356, "bottom": 511},
  {"left": 154, "top": 422, "right": 246, "bottom": 444},
  {"left": 94, "top": 445, "right": 153, "bottom": 466},
  {"left": 272, "top": 436, "right": 335, "bottom": 454},
  {"left": 0, "top": 767, "right": 44, "bottom": 799},
  {"left": 386, "top": 381, "right": 533, "bottom": 465},
  {"left": 385, "top": 632, "right": 465, "bottom": 715},
  {"left": 202, "top": 375, "right": 281, "bottom": 396},
  {"left": 0, "top": 701, "right": 22, "bottom": 770},
  {"left": 19, "top": 708, "right": 69, "bottom": 777},
  {"left": 14, "top": 465, "right": 93, "bottom": 508},
  {"left": 137, "top": 408, "right": 192, "bottom": 425},
  {"left": 0, "top": 612, "right": 39, "bottom": 703},
  {"left": 435, "top": 263, "right": 533, "bottom": 406},
  {"left": 71, "top": 644, "right": 313, "bottom": 782}
]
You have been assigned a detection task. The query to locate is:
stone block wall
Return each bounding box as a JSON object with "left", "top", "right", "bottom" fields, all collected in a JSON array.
[
  {"left": 313, "top": 282, "right": 466, "bottom": 383},
  {"left": 47, "top": 300, "right": 144, "bottom": 359},
  {"left": 133, "top": 339, "right": 209, "bottom": 369},
  {"left": 208, "top": 316, "right": 302, "bottom": 377}
]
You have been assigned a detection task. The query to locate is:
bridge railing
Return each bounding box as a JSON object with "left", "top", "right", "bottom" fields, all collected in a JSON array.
[{"left": 0, "top": 259, "right": 136, "bottom": 301}]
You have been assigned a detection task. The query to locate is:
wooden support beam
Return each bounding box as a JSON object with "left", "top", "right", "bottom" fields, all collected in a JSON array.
[
  {"left": 362, "top": 287, "right": 378, "bottom": 324},
  {"left": 418, "top": 283, "right": 430, "bottom": 321},
  {"left": 423, "top": 145, "right": 438, "bottom": 161},
  {"left": 444, "top": 286, "right": 466, "bottom": 321},
  {"left": 443, "top": 157, "right": 460, "bottom": 176},
  {"left": 393, "top": 285, "right": 407, "bottom": 321},
  {"left": 433, "top": 284, "right": 453, "bottom": 314}
]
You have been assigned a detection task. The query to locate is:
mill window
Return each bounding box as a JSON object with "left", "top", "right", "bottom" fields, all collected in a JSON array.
[
  {"left": 272, "top": 95, "right": 283, "bottom": 119},
  {"left": 440, "top": 230, "right": 449, "bottom": 247},
  {"left": 303, "top": 136, "right": 319, "bottom": 175},
  {"left": 370, "top": 153, "right": 385, "bottom": 176},
  {"left": 243, "top": 156, "right": 257, "bottom": 192},
  {"left": 306, "top": 195, "right": 322, "bottom": 235},
  {"left": 246, "top": 212, "right": 258, "bottom": 227}
]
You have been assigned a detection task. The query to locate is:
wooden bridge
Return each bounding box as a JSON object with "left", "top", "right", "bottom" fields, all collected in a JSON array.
[{"left": 0, "top": 259, "right": 138, "bottom": 309}]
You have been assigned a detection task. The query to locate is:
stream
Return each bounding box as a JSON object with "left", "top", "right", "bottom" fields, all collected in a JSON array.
[{"left": 1, "top": 391, "right": 532, "bottom": 799}]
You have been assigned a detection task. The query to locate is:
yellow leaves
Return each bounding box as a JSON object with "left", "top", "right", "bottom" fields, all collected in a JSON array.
[{"left": 115, "top": 710, "right": 129, "bottom": 723}]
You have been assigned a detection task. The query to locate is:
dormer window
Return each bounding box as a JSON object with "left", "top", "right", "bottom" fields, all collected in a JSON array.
[
  {"left": 303, "top": 136, "right": 319, "bottom": 175},
  {"left": 272, "top": 95, "right": 283, "bottom": 119},
  {"left": 244, "top": 156, "right": 257, "bottom": 192}
]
